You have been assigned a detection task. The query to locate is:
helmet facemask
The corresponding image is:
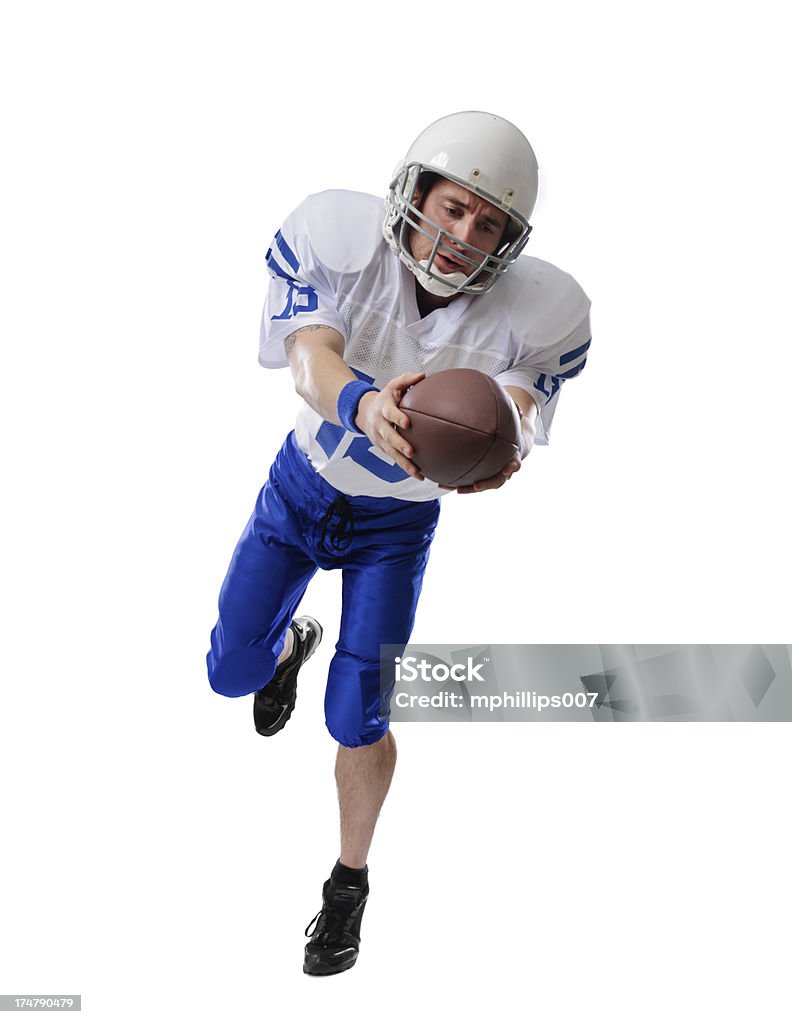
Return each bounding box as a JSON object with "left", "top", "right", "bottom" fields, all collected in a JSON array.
[{"left": 384, "top": 163, "right": 532, "bottom": 298}]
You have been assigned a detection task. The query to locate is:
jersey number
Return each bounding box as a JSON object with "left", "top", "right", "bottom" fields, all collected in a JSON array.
[
  {"left": 271, "top": 280, "right": 319, "bottom": 321},
  {"left": 267, "top": 231, "right": 319, "bottom": 321},
  {"left": 315, "top": 369, "right": 409, "bottom": 483},
  {"left": 534, "top": 373, "right": 561, "bottom": 403}
]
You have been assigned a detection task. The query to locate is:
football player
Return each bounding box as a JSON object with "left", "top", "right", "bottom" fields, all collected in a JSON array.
[{"left": 207, "top": 111, "right": 591, "bottom": 975}]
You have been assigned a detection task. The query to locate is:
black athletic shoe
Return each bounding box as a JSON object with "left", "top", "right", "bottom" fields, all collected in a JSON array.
[
  {"left": 303, "top": 873, "right": 369, "bottom": 976},
  {"left": 253, "top": 616, "right": 323, "bottom": 736}
]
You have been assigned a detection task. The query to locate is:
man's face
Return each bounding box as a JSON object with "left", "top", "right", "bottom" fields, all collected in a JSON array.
[{"left": 409, "top": 178, "right": 509, "bottom": 277}]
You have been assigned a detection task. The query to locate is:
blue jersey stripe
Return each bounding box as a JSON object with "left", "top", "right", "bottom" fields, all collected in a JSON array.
[
  {"left": 266, "top": 248, "right": 295, "bottom": 282},
  {"left": 557, "top": 357, "right": 587, "bottom": 379},
  {"left": 560, "top": 338, "right": 591, "bottom": 366},
  {"left": 275, "top": 230, "right": 300, "bottom": 274}
]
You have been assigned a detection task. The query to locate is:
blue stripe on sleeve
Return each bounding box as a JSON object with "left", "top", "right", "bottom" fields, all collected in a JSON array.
[
  {"left": 560, "top": 338, "right": 591, "bottom": 366},
  {"left": 275, "top": 230, "right": 300, "bottom": 274},
  {"left": 266, "top": 248, "right": 295, "bottom": 282},
  {"left": 557, "top": 357, "right": 587, "bottom": 379}
]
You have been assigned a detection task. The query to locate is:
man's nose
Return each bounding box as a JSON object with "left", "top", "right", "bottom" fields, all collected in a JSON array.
[{"left": 450, "top": 218, "right": 475, "bottom": 249}]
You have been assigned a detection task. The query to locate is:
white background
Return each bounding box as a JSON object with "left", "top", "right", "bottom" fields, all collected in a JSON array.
[{"left": 1, "top": 0, "right": 790, "bottom": 1020}]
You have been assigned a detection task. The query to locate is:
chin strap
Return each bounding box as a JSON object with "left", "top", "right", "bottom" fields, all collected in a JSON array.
[{"left": 413, "top": 258, "right": 470, "bottom": 297}]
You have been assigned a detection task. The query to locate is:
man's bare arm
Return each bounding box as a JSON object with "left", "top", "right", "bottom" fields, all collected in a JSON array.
[
  {"left": 286, "top": 324, "right": 352, "bottom": 423},
  {"left": 504, "top": 385, "right": 539, "bottom": 456}
]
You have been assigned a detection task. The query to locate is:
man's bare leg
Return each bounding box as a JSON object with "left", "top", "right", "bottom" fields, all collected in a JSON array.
[
  {"left": 304, "top": 731, "right": 395, "bottom": 974},
  {"left": 336, "top": 730, "right": 397, "bottom": 868}
]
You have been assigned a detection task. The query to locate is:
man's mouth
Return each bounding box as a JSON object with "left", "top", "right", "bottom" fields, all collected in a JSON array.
[{"left": 436, "top": 251, "right": 467, "bottom": 273}]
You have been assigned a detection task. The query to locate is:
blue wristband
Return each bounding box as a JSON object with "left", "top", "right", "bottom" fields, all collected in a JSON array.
[{"left": 337, "top": 379, "right": 379, "bottom": 434}]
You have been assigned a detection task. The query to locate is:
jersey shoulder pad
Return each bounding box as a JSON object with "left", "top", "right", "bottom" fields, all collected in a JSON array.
[
  {"left": 296, "top": 190, "right": 385, "bottom": 276},
  {"left": 502, "top": 254, "right": 591, "bottom": 338}
]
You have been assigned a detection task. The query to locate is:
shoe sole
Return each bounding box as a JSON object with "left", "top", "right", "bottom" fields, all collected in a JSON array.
[
  {"left": 254, "top": 617, "right": 323, "bottom": 737},
  {"left": 303, "top": 953, "right": 358, "bottom": 976}
]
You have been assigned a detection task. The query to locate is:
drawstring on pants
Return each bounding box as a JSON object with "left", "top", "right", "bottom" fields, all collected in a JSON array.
[{"left": 318, "top": 495, "right": 355, "bottom": 551}]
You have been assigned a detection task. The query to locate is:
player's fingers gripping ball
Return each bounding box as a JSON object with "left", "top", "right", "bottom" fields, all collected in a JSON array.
[{"left": 396, "top": 369, "right": 522, "bottom": 487}]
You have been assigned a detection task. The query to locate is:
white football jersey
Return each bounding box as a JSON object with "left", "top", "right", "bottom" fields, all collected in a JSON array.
[{"left": 259, "top": 190, "right": 591, "bottom": 501}]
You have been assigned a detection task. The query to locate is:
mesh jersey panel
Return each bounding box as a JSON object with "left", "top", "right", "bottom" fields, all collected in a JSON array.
[{"left": 339, "top": 296, "right": 512, "bottom": 386}]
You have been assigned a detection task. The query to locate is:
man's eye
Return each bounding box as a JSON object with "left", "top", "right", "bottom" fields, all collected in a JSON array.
[{"left": 444, "top": 207, "right": 460, "bottom": 217}]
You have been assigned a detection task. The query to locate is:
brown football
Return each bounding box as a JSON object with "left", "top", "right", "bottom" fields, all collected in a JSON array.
[{"left": 398, "top": 369, "right": 521, "bottom": 486}]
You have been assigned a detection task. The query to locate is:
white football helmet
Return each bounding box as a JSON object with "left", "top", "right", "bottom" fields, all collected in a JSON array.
[{"left": 383, "top": 111, "right": 539, "bottom": 297}]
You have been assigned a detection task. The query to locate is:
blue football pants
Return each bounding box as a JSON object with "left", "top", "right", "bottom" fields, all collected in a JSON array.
[{"left": 206, "top": 431, "right": 441, "bottom": 747}]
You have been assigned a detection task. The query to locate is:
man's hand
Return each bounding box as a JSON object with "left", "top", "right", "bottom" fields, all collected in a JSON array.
[
  {"left": 355, "top": 370, "right": 426, "bottom": 480},
  {"left": 441, "top": 454, "right": 522, "bottom": 494}
]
